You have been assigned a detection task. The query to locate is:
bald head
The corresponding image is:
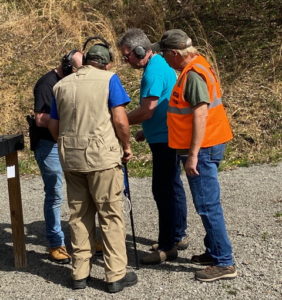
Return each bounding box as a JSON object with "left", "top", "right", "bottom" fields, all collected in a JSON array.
[{"left": 71, "top": 51, "right": 83, "bottom": 70}]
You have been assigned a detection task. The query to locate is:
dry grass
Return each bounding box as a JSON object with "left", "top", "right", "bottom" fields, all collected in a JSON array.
[
  {"left": 0, "top": 0, "right": 281, "bottom": 175},
  {"left": 0, "top": 0, "right": 119, "bottom": 135}
]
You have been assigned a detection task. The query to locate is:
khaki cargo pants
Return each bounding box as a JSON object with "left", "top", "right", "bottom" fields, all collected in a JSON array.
[{"left": 64, "top": 166, "right": 127, "bottom": 282}]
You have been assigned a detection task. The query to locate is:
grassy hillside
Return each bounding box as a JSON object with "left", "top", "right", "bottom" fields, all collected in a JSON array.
[{"left": 0, "top": 0, "right": 281, "bottom": 176}]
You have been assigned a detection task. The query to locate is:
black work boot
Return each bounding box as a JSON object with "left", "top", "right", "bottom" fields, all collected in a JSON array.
[
  {"left": 72, "top": 276, "right": 91, "bottom": 290},
  {"left": 107, "top": 272, "right": 138, "bottom": 293}
]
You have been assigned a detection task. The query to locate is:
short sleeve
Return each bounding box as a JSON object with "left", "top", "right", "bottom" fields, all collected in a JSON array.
[
  {"left": 108, "top": 74, "right": 131, "bottom": 108},
  {"left": 140, "top": 72, "right": 163, "bottom": 99},
  {"left": 184, "top": 71, "right": 210, "bottom": 107},
  {"left": 50, "top": 97, "right": 59, "bottom": 120},
  {"left": 33, "top": 81, "right": 53, "bottom": 113}
]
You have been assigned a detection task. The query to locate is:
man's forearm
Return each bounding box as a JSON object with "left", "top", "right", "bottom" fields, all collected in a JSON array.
[
  {"left": 48, "top": 119, "right": 59, "bottom": 141},
  {"left": 115, "top": 122, "right": 131, "bottom": 150},
  {"left": 35, "top": 113, "right": 50, "bottom": 128},
  {"left": 127, "top": 106, "right": 151, "bottom": 125},
  {"left": 112, "top": 106, "right": 131, "bottom": 150},
  {"left": 127, "top": 96, "right": 158, "bottom": 125},
  {"left": 189, "top": 104, "right": 208, "bottom": 156}
]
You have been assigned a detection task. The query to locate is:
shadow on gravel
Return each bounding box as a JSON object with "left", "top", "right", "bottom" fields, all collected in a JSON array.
[
  {"left": 94, "top": 234, "right": 200, "bottom": 274},
  {"left": 0, "top": 222, "right": 72, "bottom": 288},
  {"left": 0, "top": 222, "right": 198, "bottom": 288},
  {"left": 0, "top": 220, "right": 72, "bottom": 250}
]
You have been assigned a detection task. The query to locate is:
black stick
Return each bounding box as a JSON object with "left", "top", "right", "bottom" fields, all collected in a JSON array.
[{"left": 123, "top": 163, "right": 139, "bottom": 270}]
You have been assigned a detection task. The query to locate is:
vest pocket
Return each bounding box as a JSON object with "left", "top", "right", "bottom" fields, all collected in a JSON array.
[
  {"left": 86, "top": 137, "right": 104, "bottom": 167},
  {"left": 59, "top": 136, "right": 121, "bottom": 171},
  {"left": 59, "top": 136, "right": 89, "bottom": 170},
  {"left": 86, "top": 138, "right": 121, "bottom": 169}
]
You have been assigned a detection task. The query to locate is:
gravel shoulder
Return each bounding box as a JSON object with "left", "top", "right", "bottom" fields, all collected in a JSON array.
[{"left": 0, "top": 163, "right": 281, "bottom": 299}]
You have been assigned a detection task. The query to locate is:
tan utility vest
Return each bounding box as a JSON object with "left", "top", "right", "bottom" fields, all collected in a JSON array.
[{"left": 53, "top": 65, "right": 122, "bottom": 172}]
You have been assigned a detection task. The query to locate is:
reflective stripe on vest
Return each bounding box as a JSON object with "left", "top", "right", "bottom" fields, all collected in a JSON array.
[
  {"left": 167, "top": 55, "right": 233, "bottom": 149},
  {"left": 194, "top": 63, "right": 219, "bottom": 101},
  {"left": 168, "top": 97, "right": 223, "bottom": 114}
]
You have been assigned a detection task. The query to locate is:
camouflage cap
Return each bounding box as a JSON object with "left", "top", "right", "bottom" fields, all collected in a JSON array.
[{"left": 86, "top": 44, "right": 111, "bottom": 64}]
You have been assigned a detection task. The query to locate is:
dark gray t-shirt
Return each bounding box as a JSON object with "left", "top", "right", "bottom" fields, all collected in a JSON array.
[
  {"left": 33, "top": 70, "right": 60, "bottom": 142},
  {"left": 184, "top": 71, "right": 210, "bottom": 106}
]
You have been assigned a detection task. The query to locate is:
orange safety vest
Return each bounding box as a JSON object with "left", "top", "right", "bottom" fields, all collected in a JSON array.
[{"left": 167, "top": 55, "right": 233, "bottom": 149}]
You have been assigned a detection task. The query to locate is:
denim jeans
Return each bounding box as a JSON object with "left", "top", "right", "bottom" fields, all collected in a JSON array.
[
  {"left": 173, "top": 155, "right": 187, "bottom": 242},
  {"left": 34, "top": 139, "right": 65, "bottom": 248},
  {"left": 180, "top": 144, "right": 234, "bottom": 266},
  {"left": 149, "top": 143, "right": 187, "bottom": 251}
]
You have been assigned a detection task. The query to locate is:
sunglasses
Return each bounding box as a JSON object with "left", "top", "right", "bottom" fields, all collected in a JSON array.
[
  {"left": 160, "top": 49, "right": 175, "bottom": 56},
  {"left": 122, "top": 50, "right": 134, "bottom": 61}
]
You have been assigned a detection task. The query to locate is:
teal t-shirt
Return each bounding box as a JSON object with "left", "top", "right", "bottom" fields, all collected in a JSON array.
[{"left": 140, "top": 54, "right": 177, "bottom": 143}]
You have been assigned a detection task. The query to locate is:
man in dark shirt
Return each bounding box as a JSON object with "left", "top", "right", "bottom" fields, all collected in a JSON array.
[{"left": 33, "top": 50, "right": 83, "bottom": 264}]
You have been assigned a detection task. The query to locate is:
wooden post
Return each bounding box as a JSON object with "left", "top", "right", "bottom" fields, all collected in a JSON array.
[{"left": 5, "top": 151, "right": 27, "bottom": 268}]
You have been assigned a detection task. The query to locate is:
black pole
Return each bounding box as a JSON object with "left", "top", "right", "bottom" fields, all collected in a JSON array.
[{"left": 123, "top": 163, "right": 139, "bottom": 270}]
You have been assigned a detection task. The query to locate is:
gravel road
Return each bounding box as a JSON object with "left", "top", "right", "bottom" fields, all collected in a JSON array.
[{"left": 0, "top": 162, "right": 281, "bottom": 299}]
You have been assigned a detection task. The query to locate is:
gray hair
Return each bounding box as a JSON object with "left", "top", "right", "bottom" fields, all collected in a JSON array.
[
  {"left": 118, "top": 28, "right": 152, "bottom": 51},
  {"left": 175, "top": 46, "right": 198, "bottom": 57},
  {"left": 86, "top": 59, "right": 107, "bottom": 70}
]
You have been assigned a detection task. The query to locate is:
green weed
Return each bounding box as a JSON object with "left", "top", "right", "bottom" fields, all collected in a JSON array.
[
  {"left": 227, "top": 290, "right": 237, "bottom": 296},
  {"left": 261, "top": 232, "right": 269, "bottom": 241},
  {"left": 274, "top": 212, "right": 282, "bottom": 218}
]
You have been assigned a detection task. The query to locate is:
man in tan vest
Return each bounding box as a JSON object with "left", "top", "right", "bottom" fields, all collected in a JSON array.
[{"left": 48, "top": 39, "right": 138, "bottom": 293}]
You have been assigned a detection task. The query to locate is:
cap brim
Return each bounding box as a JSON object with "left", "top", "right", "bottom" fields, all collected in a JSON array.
[{"left": 151, "top": 42, "right": 161, "bottom": 52}]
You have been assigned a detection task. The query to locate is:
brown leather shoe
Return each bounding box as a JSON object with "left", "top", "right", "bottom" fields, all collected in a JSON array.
[
  {"left": 150, "top": 243, "right": 159, "bottom": 251},
  {"left": 195, "top": 265, "right": 237, "bottom": 282},
  {"left": 176, "top": 236, "right": 189, "bottom": 250},
  {"left": 94, "top": 226, "right": 103, "bottom": 256},
  {"left": 94, "top": 239, "right": 103, "bottom": 256},
  {"left": 49, "top": 246, "right": 71, "bottom": 264},
  {"left": 150, "top": 236, "right": 189, "bottom": 251},
  {"left": 141, "top": 247, "right": 178, "bottom": 265}
]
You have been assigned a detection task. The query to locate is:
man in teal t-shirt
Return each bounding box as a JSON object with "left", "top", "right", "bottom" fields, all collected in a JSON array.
[
  {"left": 141, "top": 54, "right": 175, "bottom": 143},
  {"left": 118, "top": 28, "right": 188, "bottom": 265}
]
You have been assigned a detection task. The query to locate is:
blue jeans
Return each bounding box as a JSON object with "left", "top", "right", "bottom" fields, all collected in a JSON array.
[
  {"left": 173, "top": 155, "right": 187, "bottom": 242},
  {"left": 34, "top": 139, "right": 65, "bottom": 248},
  {"left": 180, "top": 144, "right": 234, "bottom": 266},
  {"left": 149, "top": 143, "right": 187, "bottom": 251}
]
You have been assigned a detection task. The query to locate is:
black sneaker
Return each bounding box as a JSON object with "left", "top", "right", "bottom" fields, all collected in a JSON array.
[
  {"left": 195, "top": 265, "right": 237, "bottom": 282},
  {"left": 107, "top": 272, "right": 138, "bottom": 293},
  {"left": 72, "top": 276, "right": 91, "bottom": 290},
  {"left": 191, "top": 253, "right": 214, "bottom": 265}
]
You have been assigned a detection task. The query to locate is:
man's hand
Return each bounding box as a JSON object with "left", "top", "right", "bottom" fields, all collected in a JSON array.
[
  {"left": 185, "top": 154, "right": 199, "bottom": 176},
  {"left": 122, "top": 147, "right": 133, "bottom": 163},
  {"left": 35, "top": 113, "right": 50, "bottom": 128},
  {"left": 185, "top": 103, "right": 208, "bottom": 176},
  {"left": 135, "top": 130, "right": 145, "bottom": 142}
]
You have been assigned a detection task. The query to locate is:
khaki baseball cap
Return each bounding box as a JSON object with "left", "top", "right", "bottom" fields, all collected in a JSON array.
[{"left": 152, "top": 29, "right": 192, "bottom": 51}]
